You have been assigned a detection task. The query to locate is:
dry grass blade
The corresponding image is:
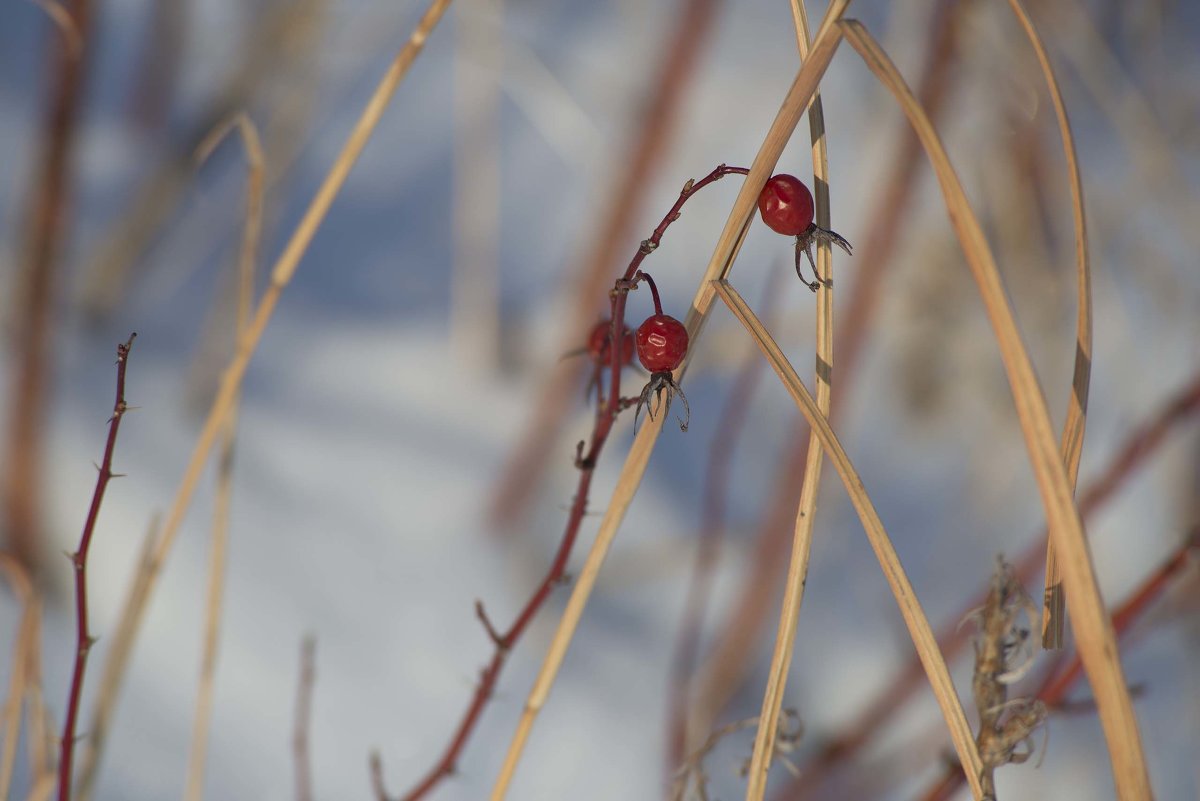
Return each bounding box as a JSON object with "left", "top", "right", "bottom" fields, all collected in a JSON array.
[
  {"left": 0, "top": 554, "right": 40, "bottom": 798},
  {"left": 487, "top": 3, "right": 850, "bottom": 797},
  {"left": 78, "top": 1, "right": 452, "bottom": 793},
  {"left": 1001, "top": 0, "right": 1093, "bottom": 651},
  {"left": 183, "top": 113, "right": 263, "bottom": 801},
  {"left": 741, "top": 2, "right": 834, "bottom": 796},
  {"left": 840, "top": 19, "right": 1149, "bottom": 797},
  {"left": 714, "top": 279, "right": 985, "bottom": 800}
]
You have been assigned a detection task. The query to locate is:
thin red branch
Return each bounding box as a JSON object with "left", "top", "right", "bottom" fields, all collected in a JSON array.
[
  {"left": 1036, "top": 526, "right": 1199, "bottom": 705},
  {"left": 916, "top": 528, "right": 1199, "bottom": 801},
  {"left": 58, "top": 334, "right": 137, "bottom": 801},
  {"left": 372, "top": 166, "right": 748, "bottom": 801},
  {"left": 782, "top": 368, "right": 1200, "bottom": 798},
  {"left": 294, "top": 637, "right": 316, "bottom": 801}
]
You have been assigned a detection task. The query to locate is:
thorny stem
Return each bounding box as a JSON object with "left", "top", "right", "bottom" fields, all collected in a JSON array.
[
  {"left": 373, "top": 164, "right": 748, "bottom": 801},
  {"left": 916, "top": 529, "right": 1199, "bottom": 801},
  {"left": 58, "top": 334, "right": 137, "bottom": 801}
]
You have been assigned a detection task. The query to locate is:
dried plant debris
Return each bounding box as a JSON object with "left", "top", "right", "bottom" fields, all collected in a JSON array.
[
  {"left": 671, "top": 709, "right": 803, "bottom": 801},
  {"left": 965, "top": 557, "right": 1048, "bottom": 798}
]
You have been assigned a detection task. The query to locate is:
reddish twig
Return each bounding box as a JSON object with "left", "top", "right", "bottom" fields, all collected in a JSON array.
[
  {"left": 372, "top": 165, "right": 748, "bottom": 801},
  {"left": 57, "top": 334, "right": 137, "bottom": 801},
  {"left": 3, "top": 0, "right": 94, "bottom": 572},
  {"left": 486, "top": 0, "right": 722, "bottom": 531},
  {"left": 294, "top": 637, "right": 317, "bottom": 801},
  {"left": 916, "top": 528, "right": 1199, "bottom": 801},
  {"left": 781, "top": 368, "right": 1200, "bottom": 798},
  {"left": 1036, "top": 526, "right": 1199, "bottom": 705}
]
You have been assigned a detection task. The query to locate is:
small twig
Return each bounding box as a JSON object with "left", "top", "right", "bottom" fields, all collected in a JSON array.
[
  {"left": 57, "top": 334, "right": 137, "bottom": 801},
  {"left": 294, "top": 637, "right": 317, "bottom": 801}
]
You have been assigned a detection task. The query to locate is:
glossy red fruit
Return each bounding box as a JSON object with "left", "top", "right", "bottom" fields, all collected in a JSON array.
[
  {"left": 636, "top": 314, "right": 688, "bottom": 373},
  {"left": 586, "top": 320, "right": 635, "bottom": 366},
  {"left": 758, "top": 174, "right": 815, "bottom": 236}
]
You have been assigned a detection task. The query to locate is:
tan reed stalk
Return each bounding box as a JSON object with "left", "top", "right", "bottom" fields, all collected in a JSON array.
[
  {"left": 486, "top": 4, "right": 852, "bottom": 797},
  {"left": 998, "top": 0, "right": 1093, "bottom": 650},
  {"left": 75, "top": 0, "right": 453, "bottom": 793},
  {"left": 840, "top": 18, "right": 1150, "bottom": 798},
  {"left": 451, "top": 0, "right": 502, "bottom": 369},
  {"left": 741, "top": 2, "right": 834, "bottom": 796},
  {"left": 714, "top": 278, "right": 986, "bottom": 799},
  {"left": 182, "top": 113, "right": 264, "bottom": 801}
]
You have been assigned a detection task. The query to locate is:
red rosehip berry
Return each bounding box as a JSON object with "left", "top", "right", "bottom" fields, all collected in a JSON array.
[
  {"left": 757, "top": 172, "right": 853, "bottom": 293},
  {"left": 758, "top": 173, "right": 815, "bottom": 236},
  {"left": 586, "top": 319, "right": 635, "bottom": 366},
  {"left": 632, "top": 314, "right": 690, "bottom": 431},
  {"left": 635, "top": 314, "right": 689, "bottom": 374}
]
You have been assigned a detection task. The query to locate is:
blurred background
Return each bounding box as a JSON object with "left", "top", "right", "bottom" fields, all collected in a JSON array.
[{"left": 0, "top": 0, "right": 1197, "bottom": 799}]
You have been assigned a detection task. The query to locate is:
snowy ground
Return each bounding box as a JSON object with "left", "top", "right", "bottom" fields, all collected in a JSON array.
[{"left": 1, "top": 1, "right": 1198, "bottom": 800}]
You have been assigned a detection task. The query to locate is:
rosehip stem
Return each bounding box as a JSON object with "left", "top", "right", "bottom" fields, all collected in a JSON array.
[{"left": 638, "top": 271, "right": 665, "bottom": 316}]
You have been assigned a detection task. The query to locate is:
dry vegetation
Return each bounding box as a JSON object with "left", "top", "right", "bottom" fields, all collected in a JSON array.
[{"left": 1, "top": 1, "right": 1196, "bottom": 800}]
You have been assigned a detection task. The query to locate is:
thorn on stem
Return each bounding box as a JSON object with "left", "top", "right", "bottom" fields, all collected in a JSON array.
[{"left": 475, "top": 600, "right": 506, "bottom": 649}]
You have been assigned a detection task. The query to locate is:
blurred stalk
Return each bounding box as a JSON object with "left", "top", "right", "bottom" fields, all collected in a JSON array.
[
  {"left": 3, "top": 0, "right": 94, "bottom": 574},
  {"left": 78, "top": 0, "right": 321, "bottom": 322},
  {"left": 125, "top": 0, "right": 188, "bottom": 131},
  {"left": 451, "top": 0, "right": 503, "bottom": 370},
  {"left": 486, "top": 0, "right": 721, "bottom": 530}
]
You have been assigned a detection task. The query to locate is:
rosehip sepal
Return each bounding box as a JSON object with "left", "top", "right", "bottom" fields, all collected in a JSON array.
[
  {"left": 634, "top": 372, "right": 690, "bottom": 432},
  {"left": 794, "top": 224, "right": 854, "bottom": 293}
]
